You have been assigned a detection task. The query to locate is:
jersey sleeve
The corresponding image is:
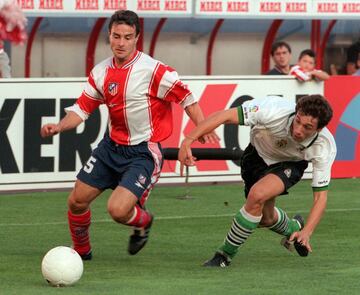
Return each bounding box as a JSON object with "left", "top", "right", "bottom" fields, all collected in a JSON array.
[
  {"left": 151, "top": 63, "right": 196, "bottom": 108},
  {"left": 310, "top": 131, "right": 337, "bottom": 191},
  {"left": 65, "top": 69, "right": 105, "bottom": 120},
  {"left": 237, "top": 96, "right": 292, "bottom": 126},
  {"left": 290, "top": 65, "right": 312, "bottom": 81}
]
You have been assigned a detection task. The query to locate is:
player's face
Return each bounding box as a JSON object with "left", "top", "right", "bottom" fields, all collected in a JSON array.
[
  {"left": 298, "top": 55, "right": 315, "bottom": 72},
  {"left": 272, "top": 46, "right": 291, "bottom": 69},
  {"left": 291, "top": 112, "right": 319, "bottom": 142},
  {"left": 109, "top": 23, "right": 138, "bottom": 66}
]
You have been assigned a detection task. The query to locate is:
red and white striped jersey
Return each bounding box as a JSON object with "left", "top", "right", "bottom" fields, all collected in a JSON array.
[
  {"left": 66, "top": 51, "right": 197, "bottom": 145},
  {"left": 289, "top": 65, "right": 312, "bottom": 81}
]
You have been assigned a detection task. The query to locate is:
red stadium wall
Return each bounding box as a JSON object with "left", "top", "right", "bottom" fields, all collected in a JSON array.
[{"left": 324, "top": 76, "right": 360, "bottom": 178}]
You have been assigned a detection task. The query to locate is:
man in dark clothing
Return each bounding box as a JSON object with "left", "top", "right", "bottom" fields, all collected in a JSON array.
[{"left": 266, "top": 41, "right": 292, "bottom": 75}]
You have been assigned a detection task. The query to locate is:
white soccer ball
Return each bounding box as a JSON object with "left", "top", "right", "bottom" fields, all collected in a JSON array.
[{"left": 41, "top": 246, "right": 83, "bottom": 287}]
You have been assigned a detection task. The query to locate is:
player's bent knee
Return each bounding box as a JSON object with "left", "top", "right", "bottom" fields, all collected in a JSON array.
[
  {"left": 247, "top": 191, "right": 267, "bottom": 207},
  {"left": 107, "top": 205, "right": 130, "bottom": 224},
  {"left": 67, "top": 194, "right": 89, "bottom": 214}
]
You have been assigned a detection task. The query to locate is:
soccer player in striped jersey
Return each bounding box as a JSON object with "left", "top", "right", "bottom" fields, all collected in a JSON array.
[
  {"left": 178, "top": 95, "right": 336, "bottom": 267},
  {"left": 40, "top": 10, "right": 218, "bottom": 260}
]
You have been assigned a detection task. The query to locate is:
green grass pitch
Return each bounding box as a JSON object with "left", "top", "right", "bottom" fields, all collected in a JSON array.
[{"left": 0, "top": 178, "right": 359, "bottom": 295}]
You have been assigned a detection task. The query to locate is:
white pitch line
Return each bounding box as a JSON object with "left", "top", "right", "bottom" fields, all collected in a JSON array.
[{"left": 1, "top": 207, "right": 360, "bottom": 227}]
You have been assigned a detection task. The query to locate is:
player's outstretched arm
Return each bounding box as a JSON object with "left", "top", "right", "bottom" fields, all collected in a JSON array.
[
  {"left": 40, "top": 111, "right": 84, "bottom": 138},
  {"left": 178, "top": 108, "right": 239, "bottom": 175},
  {"left": 184, "top": 102, "right": 220, "bottom": 144},
  {"left": 289, "top": 190, "right": 328, "bottom": 253}
]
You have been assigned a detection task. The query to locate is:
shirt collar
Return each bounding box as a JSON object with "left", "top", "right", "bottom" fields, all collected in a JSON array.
[{"left": 112, "top": 50, "right": 141, "bottom": 69}]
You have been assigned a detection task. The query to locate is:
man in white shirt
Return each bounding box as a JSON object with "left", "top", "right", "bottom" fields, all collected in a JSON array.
[{"left": 178, "top": 95, "right": 336, "bottom": 267}]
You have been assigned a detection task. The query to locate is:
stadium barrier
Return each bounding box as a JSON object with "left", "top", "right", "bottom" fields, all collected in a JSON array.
[
  {"left": 0, "top": 75, "right": 359, "bottom": 192},
  {"left": 163, "top": 147, "right": 243, "bottom": 198},
  {"left": 162, "top": 148, "right": 243, "bottom": 161}
]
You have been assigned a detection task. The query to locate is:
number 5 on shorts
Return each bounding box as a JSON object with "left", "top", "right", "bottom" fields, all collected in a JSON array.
[{"left": 84, "top": 156, "right": 97, "bottom": 173}]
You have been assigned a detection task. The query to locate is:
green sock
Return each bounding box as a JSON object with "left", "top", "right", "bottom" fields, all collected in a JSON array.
[
  {"left": 219, "top": 206, "right": 261, "bottom": 259},
  {"left": 268, "top": 207, "right": 301, "bottom": 237}
]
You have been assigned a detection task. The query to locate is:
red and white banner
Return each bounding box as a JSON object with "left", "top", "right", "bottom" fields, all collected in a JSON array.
[
  {"left": 17, "top": 0, "right": 193, "bottom": 17},
  {"left": 0, "top": 75, "right": 359, "bottom": 192},
  {"left": 17, "top": 0, "right": 360, "bottom": 18},
  {"left": 195, "top": 0, "right": 360, "bottom": 19}
]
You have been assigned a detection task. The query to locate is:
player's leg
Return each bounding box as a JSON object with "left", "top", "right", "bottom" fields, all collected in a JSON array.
[
  {"left": 263, "top": 161, "right": 309, "bottom": 256},
  {"left": 67, "top": 179, "right": 102, "bottom": 260},
  {"left": 107, "top": 186, "right": 143, "bottom": 223},
  {"left": 68, "top": 139, "right": 117, "bottom": 260},
  {"left": 109, "top": 141, "right": 163, "bottom": 255},
  {"left": 107, "top": 186, "right": 154, "bottom": 255},
  {"left": 260, "top": 198, "right": 302, "bottom": 237},
  {"left": 204, "top": 173, "right": 284, "bottom": 267}
]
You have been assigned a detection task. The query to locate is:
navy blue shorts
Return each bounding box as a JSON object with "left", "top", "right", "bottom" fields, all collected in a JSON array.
[
  {"left": 241, "top": 144, "right": 308, "bottom": 198},
  {"left": 77, "top": 136, "right": 163, "bottom": 206}
]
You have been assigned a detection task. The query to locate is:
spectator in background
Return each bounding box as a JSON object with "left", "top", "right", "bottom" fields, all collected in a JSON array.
[
  {"left": 290, "top": 49, "right": 329, "bottom": 82},
  {"left": 0, "top": 40, "right": 11, "bottom": 77},
  {"left": 266, "top": 41, "right": 292, "bottom": 75},
  {"left": 353, "top": 52, "right": 360, "bottom": 76},
  {"left": 330, "top": 39, "right": 360, "bottom": 75},
  {"left": 346, "top": 39, "right": 360, "bottom": 75}
]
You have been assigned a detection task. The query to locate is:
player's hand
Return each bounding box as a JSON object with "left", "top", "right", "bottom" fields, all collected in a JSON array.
[
  {"left": 40, "top": 124, "right": 61, "bottom": 138},
  {"left": 198, "top": 131, "right": 220, "bottom": 144},
  {"left": 289, "top": 230, "right": 312, "bottom": 253},
  {"left": 178, "top": 139, "right": 197, "bottom": 176}
]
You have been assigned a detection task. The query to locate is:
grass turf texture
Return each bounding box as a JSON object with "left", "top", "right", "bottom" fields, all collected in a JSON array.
[{"left": 0, "top": 178, "right": 359, "bottom": 295}]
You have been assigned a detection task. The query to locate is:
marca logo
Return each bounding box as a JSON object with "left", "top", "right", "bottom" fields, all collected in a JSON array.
[
  {"left": 75, "top": 0, "right": 98, "bottom": 10},
  {"left": 39, "top": 0, "right": 63, "bottom": 9}
]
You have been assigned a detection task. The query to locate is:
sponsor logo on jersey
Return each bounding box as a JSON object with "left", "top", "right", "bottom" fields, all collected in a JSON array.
[
  {"left": 249, "top": 106, "right": 259, "bottom": 112},
  {"left": 276, "top": 139, "right": 288, "bottom": 148},
  {"left": 108, "top": 82, "right": 118, "bottom": 96}
]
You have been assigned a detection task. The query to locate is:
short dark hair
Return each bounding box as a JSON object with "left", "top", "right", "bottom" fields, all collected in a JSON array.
[
  {"left": 108, "top": 10, "right": 140, "bottom": 36},
  {"left": 298, "top": 49, "right": 316, "bottom": 61},
  {"left": 295, "top": 95, "right": 333, "bottom": 129},
  {"left": 271, "top": 41, "right": 291, "bottom": 56}
]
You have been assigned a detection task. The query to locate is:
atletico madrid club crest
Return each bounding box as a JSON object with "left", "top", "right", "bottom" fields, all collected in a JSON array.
[{"left": 108, "top": 82, "right": 118, "bottom": 96}]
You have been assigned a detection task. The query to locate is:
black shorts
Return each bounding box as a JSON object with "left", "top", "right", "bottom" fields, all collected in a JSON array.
[
  {"left": 77, "top": 135, "right": 163, "bottom": 206},
  {"left": 240, "top": 144, "right": 308, "bottom": 198}
]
